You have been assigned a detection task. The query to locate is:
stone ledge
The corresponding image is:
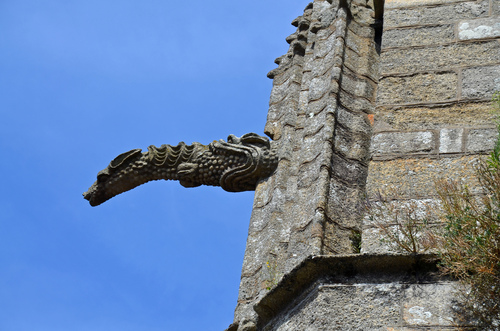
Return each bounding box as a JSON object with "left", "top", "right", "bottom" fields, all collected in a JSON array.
[{"left": 254, "top": 253, "right": 443, "bottom": 328}]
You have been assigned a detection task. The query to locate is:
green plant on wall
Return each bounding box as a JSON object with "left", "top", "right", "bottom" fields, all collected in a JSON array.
[
  {"left": 363, "top": 190, "right": 439, "bottom": 254},
  {"left": 434, "top": 92, "right": 500, "bottom": 327},
  {"left": 364, "top": 92, "right": 500, "bottom": 327}
]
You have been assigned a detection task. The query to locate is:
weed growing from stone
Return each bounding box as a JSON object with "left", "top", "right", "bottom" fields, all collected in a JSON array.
[
  {"left": 363, "top": 191, "right": 440, "bottom": 254},
  {"left": 364, "top": 93, "right": 500, "bottom": 327},
  {"left": 434, "top": 93, "right": 500, "bottom": 328}
]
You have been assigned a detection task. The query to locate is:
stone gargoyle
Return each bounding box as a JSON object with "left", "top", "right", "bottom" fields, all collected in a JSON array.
[{"left": 83, "top": 133, "right": 278, "bottom": 206}]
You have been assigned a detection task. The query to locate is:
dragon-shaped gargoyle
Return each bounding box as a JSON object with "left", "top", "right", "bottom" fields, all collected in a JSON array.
[{"left": 83, "top": 133, "right": 278, "bottom": 206}]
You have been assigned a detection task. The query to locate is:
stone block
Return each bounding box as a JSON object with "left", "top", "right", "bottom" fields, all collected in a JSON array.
[
  {"left": 384, "top": 1, "right": 489, "bottom": 28},
  {"left": 341, "top": 69, "right": 377, "bottom": 100},
  {"left": 385, "top": 0, "right": 465, "bottom": 9},
  {"left": 362, "top": 198, "right": 441, "bottom": 227},
  {"left": 301, "top": 108, "right": 336, "bottom": 139},
  {"left": 339, "top": 90, "right": 375, "bottom": 114},
  {"left": 439, "top": 128, "right": 464, "bottom": 154},
  {"left": 361, "top": 226, "right": 398, "bottom": 254},
  {"left": 347, "top": 18, "right": 376, "bottom": 39},
  {"left": 323, "top": 223, "right": 359, "bottom": 254},
  {"left": 269, "top": 78, "right": 294, "bottom": 105},
  {"left": 367, "top": 156, "right": 483, "bottom": 198},
  {"left": 335, "top": 126, "right": 371, "bottom": 161},
  {"left": 380, "top": 41, "right": 500, "bottom": 75},
  {"left": 346, "top": 27, "right": 374, "bottom": 55},
  {"left": 344, "top": 47, "right": 380, "bottom": 81},
  {"left": 271, "top": 64, "right": 303, "bottom": 86},
  {"left": 253, "top": 175, "right": 275, "bottom": 209},
  {"left": 309, "top": 56, "right": 332, "bottom": 78},
  {"left": 308, "top": 74, "right": 332, "bottom": 101},
  {"left": 336, "top": 106, "right": 372, "bottom": 134},
  {"left": 382, "top": 25, "right": 455, "bottom": 48},
  {"left": 462, "top": 65, "right": 500, "bottom": 100},
  {"left": 297, "top": 156, "right": 323, "bottom": 189},
  {"left": 312, "top": 0, "right": 336, "bottom": 28},
  {"left": 459, "top": 17, "right": 500, "bottom": 40},
  {"left": 313, "top": 30, "right": 337, "bottom": 59},
  {"left": 265, "top": 99, "right": 299, "bottom": 140},
  {"left": 466, "top": 128, "right": 498, "bottom": 152},
  {"left": 269, "top": 284, "right": 404, "bottom": 330},
  {"left": 237, "top": 275, "right": 260, "bottom": 301},
  {"left": 403, "top": 283, "right": 458, "bottom": 326},
  {"left": 331, "top": 153, "right": 368, "bottom": 185},
  {"left": 374, "top": 102, "right": 496, "bottom": 131},
  {"left": 327, "top": 179, "right": 365, "bottom": 229},
  {"left": 371, "top": 131, "right": 435, "bottom": 156},
  {"left": 304, "top": 97, "right": 328, "bottom": 117},
  {"left": 377, "top": 73, "right": 458, "bottom": 105}
]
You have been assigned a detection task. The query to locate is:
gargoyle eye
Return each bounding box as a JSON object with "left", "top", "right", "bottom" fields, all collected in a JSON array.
[
  {"left": 97, "top": 173, "right": 110, "bottom": 182},
  {"left": 227, "top": 134, "right": 238, "bottom": 143},
  {"left": 240, "top": 134, "right": 270, "bottom": 148}
]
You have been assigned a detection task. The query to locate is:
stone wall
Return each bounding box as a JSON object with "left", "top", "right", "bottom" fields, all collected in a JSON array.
[
  {"left": 363, "top": 0, "right": 500, "bottom": 253},
  {"left": 232, "top": 0, "right": 379, "bottom": 328},
  {"left": 229, "top": 0, "right": 500, "bottom": 329},
  {"left": 255, "top": 255, "right": 460, "bottom": 330}
]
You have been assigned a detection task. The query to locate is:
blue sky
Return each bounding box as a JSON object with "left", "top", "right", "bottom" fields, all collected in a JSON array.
[{"left": 0, "top": 1, "right": 307, "bottom": 330}]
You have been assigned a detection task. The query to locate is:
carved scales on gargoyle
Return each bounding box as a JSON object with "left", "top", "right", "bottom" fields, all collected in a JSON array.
[{"left": 83, "top": 133, "right": 278, "bottom": 206}]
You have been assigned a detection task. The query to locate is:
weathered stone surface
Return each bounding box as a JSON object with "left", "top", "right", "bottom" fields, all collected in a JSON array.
[
  {"left": 462, "top": 65, "right": 500, "bottom": 100},
  {"left": 255, "top": 255, "right": 462, "bottom": 330},
  {"left": 225, "top": 0, "right": 499, "bottom": 329},
  {"left": 312, "top": 29, "right": 338, "bottom": 59},
  {"left": 335, "top": 126, "right": 371, "bottom": 161},
  {"left": 367, "top": 156, "right": 483, "bottom": 198},
  {"left": 341, "top": 69, "right": 377, "bottom": 100},
  {"left": 361, "top": 196, "right": 442, "bottom": 254},
  {"left": 362, "top": 197, "right": 442, "bottom": 226},
  {"left": 346, "top": 26, "right": 374, "bottom": 55},
  {"left": 403, "top": 283, "right": 457, "bottom": 326},
  {"left": 331, "top": 153, "right": 368, "bottom": 185},
  {"left": 337, "top": 106, "right": 372, "bottom": 134},
  {"left": 380, "top": 41, "right": 500, "bottom": 75},
  {"left": 385, "top": 0, "right": 465, "bottom": 9},
  {"left": 494, "top": 0, "right": 500, "bottom": 15},
  {"left": 308, "top": 74, "right": 332, "bottom": 101},
  {"left": 371, "top": 131, "right": 435, "bottom": 156},
  {"left": 344, "top": 46, "right": 380, "bottom": 81},
  {"left": 382, "top": 25, "right": 455, "bottom": 48},
  {"left": 384, "top": 0, "right": 489, "bottom": 28},
  {"left": 236, "top": 2, "right": 379, "bottom": 326},
  {"left": 378, "top": 72, "right": 458, "bottom": 105},
  {"left": 362, "top": 222, "right": 443, "bottom": 254},
  {"left": 466, "top": 128, "right": 498, "bottom": 152},
  {"left": 374, "top": 102, "right": 496, "bottom": 131},
  {"left": 340, "top": 89, "right": 376, "bottom": 113},
  {"left": 328, "top": 179, "right": 365, "bottom": 224},
  {"left": 347, "top": 17, "right": 375, "bottom": 39},
  {"left": 361, "top": 227, "right": 396, "bottom": 254},
  {"left": 459, "top": 17, "right": 500, "bottom": 40},
  {"left": 269, "top": 284, "right": 403, "bottom": 330},
  {"left": 439, "top": 128, "right": 464, "bottom": 154},
  {"left": 271, "top": 62, "right": 303, "bottom": 86},
  {"left": 269, "top": 77, "right": 295, "bottom": 105}
]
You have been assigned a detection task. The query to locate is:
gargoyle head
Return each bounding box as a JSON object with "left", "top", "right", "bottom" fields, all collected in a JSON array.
[
  {"left": 83, "top": 149, "right": 143, "bottom": 206},
  {"left": 211, "top": 133, "right": 278, "bottom": 192}
]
